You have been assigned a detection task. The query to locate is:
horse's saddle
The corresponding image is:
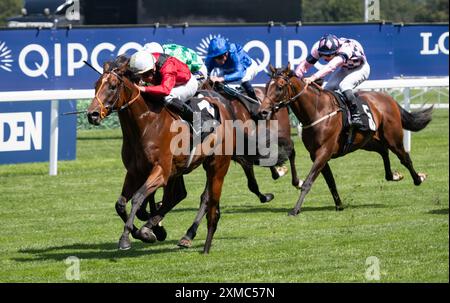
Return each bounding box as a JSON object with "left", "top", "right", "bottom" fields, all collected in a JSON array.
[
  {"left": 329, "top": 90, "right": 376, "bottom": 132},
  {"left": 216, "top": 84, "right": 260, "bottom": 118},
  {"left": 186, "top": 95, "right": 221, "bottom": 142},
  {"left": 329, "top": 90, "right": 377, "bottom": 155}
]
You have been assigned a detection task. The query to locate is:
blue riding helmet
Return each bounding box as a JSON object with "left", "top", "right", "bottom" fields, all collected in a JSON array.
[
  {"left": 206, "top": 37, "right": 229, "bottom": 59},
  {"left": 317, "top": 34, "right": 340, "bottom": 56}
]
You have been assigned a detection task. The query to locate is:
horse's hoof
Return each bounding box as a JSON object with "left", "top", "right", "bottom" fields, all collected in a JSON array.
[
  {"left": 295, "top": 179, "right": 304, "bottom": 189},
  {"left": 177, "top": 237, "right": 193, "bottom": 248},
  {"left": 414, "top": 173, "right": 427, "bottom": 185},
  {"left": 260, "top": 193, "right": 274, "bottom": 203},
  {"left": 392, "top": 171, "right": 404, "bottom": 181},
  {"left": 118, "top": 235, "right": 131, "bottom": 250},
  {"left": 153, "top": 225, "right": 168, "bottom": 242},
  {"left": 419, "top": 173, "right": 427, "bottom": 182},
  {"left": 276, "top": 165, "right": 288, "bottom": 178},
  {"left": 139, "top": 226, "right": 157, "bottom": 243},
  {"left": 288, "top": 209, "right": 300, "bottom": 216}
]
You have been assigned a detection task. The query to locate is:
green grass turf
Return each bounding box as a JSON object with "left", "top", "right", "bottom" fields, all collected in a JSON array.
[{"left": 0, "top": 110, "right": 448, "bottom": 283}]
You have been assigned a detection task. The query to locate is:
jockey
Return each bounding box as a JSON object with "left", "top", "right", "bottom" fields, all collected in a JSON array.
[
  {"left": 205, "top": 37, "right": 259, "bottom": 101},
  {"left": 144, "top": 42, "right": 208, "bottom": 87},
  {"left": 294, "top": 34, "right": 370, "bottom": 129},
  {"left": 129, "top": 50, "right": 199, "bottom": 128}
]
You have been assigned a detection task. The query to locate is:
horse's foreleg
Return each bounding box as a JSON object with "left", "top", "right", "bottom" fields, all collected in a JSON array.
[
  {"left": 203, "top": 156, "right": 231, "bottom": 254},
  {"left": 115, "top": 173, "right": 143, "bottom": 240},
  {"left": 118, "top": 165, "right": 165, "bottom": 250},
  {"left": 289, "top": 149, "right": 331, "bottom": 216},
  {"left": 321, "top": 163, "right": 343, "bottom": 211}
]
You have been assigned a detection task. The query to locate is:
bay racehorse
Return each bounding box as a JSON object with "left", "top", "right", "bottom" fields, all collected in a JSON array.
[
  {"left": 177, "top": 81, "right": 302, "bottom": 248},
  {"left": 259, "top": 64, "right": 432, "bottom": 216},
  {"left": 86, "top": 56, "right": 281, "bottom": 253}
]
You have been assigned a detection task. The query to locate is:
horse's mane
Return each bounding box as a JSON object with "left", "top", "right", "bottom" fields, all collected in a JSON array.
[{"left": 104, "top": 54, "right": 141, "bottom": 84}]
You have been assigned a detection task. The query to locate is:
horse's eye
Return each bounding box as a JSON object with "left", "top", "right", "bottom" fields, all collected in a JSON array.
[{"left": 109, "top": 85, "right": 116, "bottom": 90}]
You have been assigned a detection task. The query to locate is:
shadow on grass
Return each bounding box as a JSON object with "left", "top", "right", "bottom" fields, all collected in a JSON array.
[
  {"left": 170, "top": 203, "right": 387, "bottom": 215},
  {"left": 427, "top": 208, "right": 449, "bottom": 215},
  {"left": 14, "top": 236, "right": 245, "bottom": 262}
]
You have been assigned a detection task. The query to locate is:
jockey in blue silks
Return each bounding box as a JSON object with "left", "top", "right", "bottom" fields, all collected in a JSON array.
[{"left": 205, "top": 37, "right": 259, "bottom": 101}]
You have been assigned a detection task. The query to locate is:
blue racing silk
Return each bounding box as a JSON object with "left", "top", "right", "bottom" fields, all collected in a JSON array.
[{"left": 205, "top": 43, "right": 253, "bottom": 82}]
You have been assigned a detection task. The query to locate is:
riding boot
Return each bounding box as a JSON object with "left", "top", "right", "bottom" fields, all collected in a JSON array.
[
  {"left": 164, "top": 97, "right": 194, "bottom": 122},
  {"left": 342, "top": 89, "right": 364, "bottom": 129},
  {"left": 241, "top": 81, "right": 259, "bottom": 102},
  {"left": 164, "top": 98, "right": 210, "bottom": 142}
]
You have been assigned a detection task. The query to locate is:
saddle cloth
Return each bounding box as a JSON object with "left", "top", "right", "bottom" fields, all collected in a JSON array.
[{"left": 329, "top": 90, "right": 377, "bottom": 132}]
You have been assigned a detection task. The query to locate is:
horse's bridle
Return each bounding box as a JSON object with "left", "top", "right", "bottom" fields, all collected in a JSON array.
[
  {"left": 264, "top": 75, "right": 311, "bottom": 120},
  {"left": 94, "top": 69, "right": 141, "bottom": 118}
]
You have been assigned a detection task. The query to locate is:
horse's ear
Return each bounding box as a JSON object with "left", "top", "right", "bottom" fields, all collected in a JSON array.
[
  {"left": 285, "top": 62, "right": 291, "bottom": 73},
  {"left": 103, "top": 61, "right": 111, "bottom": 73},
  {"left": 269, "top": 64, "right": 276, "bottom": 75}
]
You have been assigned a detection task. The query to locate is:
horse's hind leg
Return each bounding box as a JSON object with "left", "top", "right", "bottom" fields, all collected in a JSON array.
[
  {"left": 178, "top": 180, "right": 209, "bottom": 248},
  {"left": 242, "top": 163, "right": 274, "bottom": 203},
  {"left": 287, "top": 142, "right": 302, "bottom": 188},
  {"left": 363, "top": 140, "right": 403, "bottom": 181},
  {"left": 321, "top": 163, "right": 344, "bottom": 211},
  {"left": 384, "top": 132, "right": 426, "bottom": 185},
  {"left": 203, "top": 156, "right": 231, "bottom": 254}
]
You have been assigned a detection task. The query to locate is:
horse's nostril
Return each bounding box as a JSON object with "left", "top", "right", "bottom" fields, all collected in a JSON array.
[{"left": 87, "top": 111, "right": 100, "bottom": 125}]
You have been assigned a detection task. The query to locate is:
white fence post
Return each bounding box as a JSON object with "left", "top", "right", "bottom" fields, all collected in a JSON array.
[
  {"left": 49, "top": 100, "right": 59, "bottom": 176},
  {"left": 403, "top": 88, "right": 411, "bottom": 153}
]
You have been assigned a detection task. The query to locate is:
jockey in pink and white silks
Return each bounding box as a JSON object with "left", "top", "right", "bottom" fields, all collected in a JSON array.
[{"left": 295, "top": 34, "right": 370, "bottom": 128}]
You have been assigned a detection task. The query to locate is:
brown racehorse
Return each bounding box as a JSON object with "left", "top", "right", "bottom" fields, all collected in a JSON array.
[
  {"left": 259, "top": 64, "right": 432, "bottom": 216},
  {"left": 178, "top": 81, "right": 302, "bottom": 248},
  {"left": 86, "top": 56, "right": 276, "bottom": 253}
]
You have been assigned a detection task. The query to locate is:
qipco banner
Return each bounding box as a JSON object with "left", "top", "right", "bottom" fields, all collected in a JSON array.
[{"left": 0, "top": 23, "right": 448, "bottom": 91}]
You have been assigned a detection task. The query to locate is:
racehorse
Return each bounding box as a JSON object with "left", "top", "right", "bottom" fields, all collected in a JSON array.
[
  {"left": 86, "top": 56, "right": 280, "bottom": 253},
  {"left": 177, "top": 81, "right": 302, "bottom": 248},
  {"left": 259, "top": 64, "right": 432, "bottom": 216}
]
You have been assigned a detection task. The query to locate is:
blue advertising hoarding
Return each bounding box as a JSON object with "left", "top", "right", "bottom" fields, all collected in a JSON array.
[
  {"left": 0, "top": 100, "right": 77, "bottom": 164},
  {"left": 0, "top": 23, "right": 448, "bottom": 92}
]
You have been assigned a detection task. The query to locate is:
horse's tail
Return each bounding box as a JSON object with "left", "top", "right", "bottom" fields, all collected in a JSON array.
[{"left": 397, "top": 103, "right": 433, "bottom": 132}]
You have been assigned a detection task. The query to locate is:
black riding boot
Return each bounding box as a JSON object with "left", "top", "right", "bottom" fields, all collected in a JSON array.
[
  {"left": 164, "top": 98, "right": 211, "bottom": 141},
  {"left": 241, "top": 81, "right": 259, "bottom": 102},
  {"left": 164, "top": 97, "right": 194, "bottom": 122},
  {"left": 343, "top": 89, "right": 364, "bottom": 129}
]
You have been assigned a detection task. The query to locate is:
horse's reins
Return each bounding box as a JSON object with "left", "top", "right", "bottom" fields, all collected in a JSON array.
[
  {"left": 94, "top": 70, "right": 141, "bottom": 118},
  {"left": 266, "top": 76, "right": 341, "bottom": 129}
]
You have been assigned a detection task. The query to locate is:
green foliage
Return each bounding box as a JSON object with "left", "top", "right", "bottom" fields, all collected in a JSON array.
[
  {"left": 0, "top": 108, "right": 447, "bottom": 282},
  {"left": 77, "top": 99, "right": 120, "bottom": 130},
  {"left": 0, "top": 0, "right": 22, "bottom": 27}
]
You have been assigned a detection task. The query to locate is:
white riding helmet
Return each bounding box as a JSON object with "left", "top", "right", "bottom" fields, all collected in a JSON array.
[
  {"left": 143, "top": 42, "right": 164, "bottom": 54},
  {"left": 129, "top": 50, "right": 156, "bottom": 74}
]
